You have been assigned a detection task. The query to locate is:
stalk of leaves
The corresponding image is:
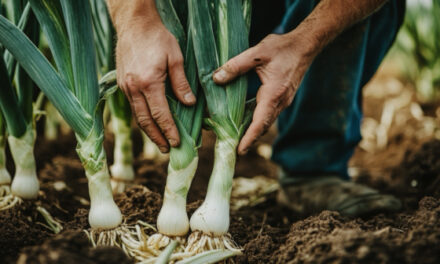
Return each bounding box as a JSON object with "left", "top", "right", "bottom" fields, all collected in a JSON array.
[
  {"left": 150, "top": 0, "right": 205, "bottom": 243},
  {"left": 186, "top": 0, "right": 253, "bottom": 252},
  {"left": 90, "top": 0, "right": 135, "bottom": 193}
]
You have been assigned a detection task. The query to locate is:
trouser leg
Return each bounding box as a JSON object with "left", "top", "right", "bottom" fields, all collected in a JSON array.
[{"left": 256, "top": 0, "right": 405, "bottom": 184}]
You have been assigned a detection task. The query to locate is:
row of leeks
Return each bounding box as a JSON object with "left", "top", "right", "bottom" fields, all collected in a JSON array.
[
  {"left": 0, "top": 0, "right": 254, "bottom": 262},
  {"left": 0, "top": 0, "right": 122, "bottom": 230},
  {"left": 92, "top": 0, "right": 254, "bottom": 260}
]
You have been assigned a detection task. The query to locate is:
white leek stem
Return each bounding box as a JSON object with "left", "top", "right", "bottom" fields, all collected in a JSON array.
[
  {"left": 86, "top": 161, "right": 122, "bottom": 229},
  {"left": 142, "top": 132, "right": 161, "bottom": 160},
  {"left": 77, "top": 132, "right": 122, "bottom": 229},
  {"left": 110, "top": 116, "right": 134, "bottom": 182},
  {"left": 157, "top": 157, "right": 198, "bottom": 236},
  {"left": 190, "top": 138, "right": 238, "bottom": 236},
  {"left": 44, "top": 102, "right": 59, "bottom": 141},
  {"left": 8, "top": 128, "right": 39, "bottom": 199},
  {"left": 0, "top": 135, "right": 11, "bottom": 185}
]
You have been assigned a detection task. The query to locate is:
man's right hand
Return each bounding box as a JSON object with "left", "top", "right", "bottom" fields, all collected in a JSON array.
[{"left": 108, "top": 0, "right": 196, "bottom": 153}]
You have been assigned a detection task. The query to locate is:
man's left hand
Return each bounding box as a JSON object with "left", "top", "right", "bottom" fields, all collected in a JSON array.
[{"left": 213, "top": 33, "right": 316, "bottom": 155}]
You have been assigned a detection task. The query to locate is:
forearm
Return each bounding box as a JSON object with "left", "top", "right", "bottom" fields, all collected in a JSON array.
[
  {"left": 106, "top": 0, "right": 161, "bottom": 33},
  {"left": 287, "top": 0, "right": 388, "bottom": 57}
]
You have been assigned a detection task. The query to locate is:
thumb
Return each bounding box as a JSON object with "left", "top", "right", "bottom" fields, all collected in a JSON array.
[{"left": 213, "top": 46, "right": 262, "bottom": 85}]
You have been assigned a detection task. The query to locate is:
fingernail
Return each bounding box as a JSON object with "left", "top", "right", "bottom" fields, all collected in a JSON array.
[
  {"left": 213, "top": 69, "right": 227, "bottom": 82},
  {"left": 159, "top": 146, "right": 169, "bottom": 153},
  {"left": 169, "top": 139, "right": 178, "bottom": 147},
  {"left": 184, "top": 92, "right": 196, "bottom": 104}
]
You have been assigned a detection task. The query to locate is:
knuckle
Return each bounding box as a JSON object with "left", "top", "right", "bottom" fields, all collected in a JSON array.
[
  {"left": 149, "top": 134, "right": 164, "bottom": 146},
  {"left": 125, "top": 72, "right": 151, "bottom": 89},
  {"left": 169, "top": 57, "right": 184, "bottom": 69},
  {"left": 262, "top": 117, "right": 272, "bottom": 131},
  {"left": 225, "top": 58, "right": 241, "bottom": 74},
  {"left": 173, "top": 81, "right": 190, "bottom": 93},
  {"left": 150, "top": 106, "right": 169, "bottom": 124},
  {"left": 136, "top": 114, "right": 152, "bottom": 129}
]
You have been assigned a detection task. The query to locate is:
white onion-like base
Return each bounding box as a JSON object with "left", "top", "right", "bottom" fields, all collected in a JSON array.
[
  {"left": 8, "top": 130, "right": 39, "bottom": 200},
  {"left": 89, "top": 199, "right": 122, "bottom": 229},
  {"left": 11, "top": 170, "right": 39, "bottom": 199},
  {"left": 0, "top": 168, "right": 11, "bottom": 185},
  {"left": 110, "top": 163, "right": 135, "bottom": 182},
  {"left": 86, "top": 162, "right": 122, "bottom": 229},
  {"left": 190, "top": 197, "right": 230, "bottom": 236},
  {"left": 157, "top": 202, "right": 190, "bottom": 236}
]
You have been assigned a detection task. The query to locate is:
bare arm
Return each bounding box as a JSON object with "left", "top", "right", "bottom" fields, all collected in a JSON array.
[
  {"left": 106, "top": 0, "right": 196, "bottom": 153},
  {"left": 213, "top": 0, "right": 388, "bottom": 155}
]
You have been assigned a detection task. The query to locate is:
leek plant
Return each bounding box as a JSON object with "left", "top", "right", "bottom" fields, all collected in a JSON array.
[
  {"left": 0, "top": 1, "right": 40, "bottom": 209},
  {"left": 147, "top": 0, "right": 204, "bottom": 251},
  {"left": 0, "top": 0, "right": 122, "bottom": 229},
  {"left": 43, "top": 101, "right": 66, "bottom": 141},
  {"left": 90, "top": 0, "right": 135, "bottom": 193},
  {"left": 391, "top": 0, "right": 440, "bottom": 102},
  {"left": 0, "top": 113, "right": 12, "bottom": 197},
  {"left": 141, "top": 132, "right": 162, "bottom": 160},
  {"left": 186, "top": 0, "right": 253, "bottom": 253}
]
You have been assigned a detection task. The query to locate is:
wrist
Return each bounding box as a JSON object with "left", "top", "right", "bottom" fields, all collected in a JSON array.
[
  {"left": 283, "top": 29, "right": 321, "bottom": 63},
  {"left": 107, "top": 0, "right": 162, "bottom": 35}
]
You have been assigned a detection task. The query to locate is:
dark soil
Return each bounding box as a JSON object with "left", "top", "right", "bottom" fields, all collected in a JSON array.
[
  {"left": 1, "top": 128, "right": 440, "bottom": 263},
  {"left": 17, "top": 231, "right": 132, "bottom": 264}
]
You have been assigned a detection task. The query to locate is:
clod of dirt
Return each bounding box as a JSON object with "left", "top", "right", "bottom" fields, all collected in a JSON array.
[
  {"left": 115, "top": 185, "right": 162, "bottom": 225},
  {"left": 17, "top": 231, "right": 132, "bottom": 264},
  {"left": 392, "top": 139, "right": 440, "bottom": 199},
  {"left": 0, "top": 202, "right": 52, "bottom": 263},
  {"left": 273, "top": 197, "right": 440, "bottom": 264}
]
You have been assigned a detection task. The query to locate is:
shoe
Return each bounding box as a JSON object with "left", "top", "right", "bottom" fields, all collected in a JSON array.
[{"left": 277, "top": 175, "right": 401, "bottom": 217}]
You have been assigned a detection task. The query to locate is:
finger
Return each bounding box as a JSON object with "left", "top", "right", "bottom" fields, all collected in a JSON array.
[
  {"left": 213, "top": 45, "right": 263, "bottom": 85},
  {"left": 168, "top": 51, "right": 196, "bottom": 106},
  {"left": 237, "top": 98, "right": 278, "bottom": 155},
  {"left": 131, "top": 93, "right": 170, "bottom": 153},
  {"left": 142, "top": 82, "right": 180, "bottom": 147}
]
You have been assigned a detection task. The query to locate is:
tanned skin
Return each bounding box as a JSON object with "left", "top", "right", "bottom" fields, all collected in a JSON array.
[{"left": 107, "top": 0, "right": 388, "bottom": 154}]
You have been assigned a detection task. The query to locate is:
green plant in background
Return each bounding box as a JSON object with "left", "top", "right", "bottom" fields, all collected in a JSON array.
[
  {"left": 90, "top": 0, "right": 136, "bottom": 194},
  {"left": 0, "top": 0, "right": 123, "bottom": 229},
  {"left": 392, "top": 0, "right": 440, "bottom": 102},
  {"left": 0, "top": 1, "right": 40, "bottom": 209}
]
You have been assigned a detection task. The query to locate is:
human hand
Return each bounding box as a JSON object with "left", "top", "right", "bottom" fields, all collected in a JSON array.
[
  {"left": 115, "top": 19, "right": 196, "bottom": 153},
  {"left": 213, "top": 33, "right": 316, "bottom": 155}
]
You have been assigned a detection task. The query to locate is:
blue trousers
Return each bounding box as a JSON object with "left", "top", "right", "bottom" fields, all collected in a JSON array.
[{"left": 248, "top": 0, "right": 405, "bottom": 184}]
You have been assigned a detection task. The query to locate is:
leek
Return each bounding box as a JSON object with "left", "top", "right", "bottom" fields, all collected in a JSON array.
[
  {"left": 392, "top": 0, "right": 440, "bottom": 102},
  {"left": 90, "top": 0, "right": 135, "bottom": 193},
  {"left": 43, "top": 101, "right": 64, "bottom": 141},
  {"left": 186, "top": 0, "right": 253, "bottom": 253},
  {"left": 0, "top": 2, "right": 40, "bottom": 208},
  {"left": 148, "top": 0, "right": 204, "bottom": 249},
  {"left": 0, "top": 0, "right": 121, "bottom": 229},
  {"left": 142, "top": 131, "right": 163, "bottom": 160},
  {"left": 0, "top": 113, "right": 12, "bottom": 196}
]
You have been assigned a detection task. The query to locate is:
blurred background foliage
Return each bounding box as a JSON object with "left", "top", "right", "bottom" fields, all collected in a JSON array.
[{"left": 390, "top": 0, "right": 440, "bottom": 102}]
